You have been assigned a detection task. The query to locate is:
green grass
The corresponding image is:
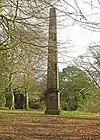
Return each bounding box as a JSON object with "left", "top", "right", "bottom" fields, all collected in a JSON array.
[
  {"left": 0, "top": 108, "right": 44, "bottom": 114},
  {"left": 59, "top": 110, "right": 100, "bottom": 119},
  {"left": 0, "top": 109, "right": 100, "bottom": 119},
  {"left": 0, "top": 109, "right": 44, "bottom": 119}
]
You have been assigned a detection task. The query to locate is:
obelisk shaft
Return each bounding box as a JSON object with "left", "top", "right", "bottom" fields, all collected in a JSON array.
[{"left": 45, "top": 7, "right": 60, "bottom": 115}]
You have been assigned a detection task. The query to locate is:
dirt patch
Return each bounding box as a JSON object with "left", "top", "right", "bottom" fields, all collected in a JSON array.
[{"left": 0, "top": 113, "right": 100, "bottom": 140}]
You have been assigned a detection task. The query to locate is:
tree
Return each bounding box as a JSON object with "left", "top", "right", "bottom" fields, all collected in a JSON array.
[
  {"left": 75, "top": 44, "right": 100, "bottom": 88},
  {"left": 73, "top": 43, "right": 100, "bottom": 112},
  {"left": 59, "top": 66, "right": 95, "bottom": 111},
  {"left": 1, "top": 0, "right": 100, "bottom": 111},
  {"left": 0, "top": 0, "right": 49, "bottom": 109}
]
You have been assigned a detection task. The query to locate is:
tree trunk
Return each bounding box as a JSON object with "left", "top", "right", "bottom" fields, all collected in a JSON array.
[
  {"left": 8, "top": 73, "right": 15, "bottom": 110},
  {"left": 25, "top": 91, "right": 29, "bottom": 109},
  {"left": 10, "top": 90, "right": 15, "bottom": 110}
]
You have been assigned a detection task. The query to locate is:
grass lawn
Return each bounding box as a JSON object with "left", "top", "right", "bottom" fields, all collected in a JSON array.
[{"left": 0, "top": 109, "right": 100, "bottom": 119}]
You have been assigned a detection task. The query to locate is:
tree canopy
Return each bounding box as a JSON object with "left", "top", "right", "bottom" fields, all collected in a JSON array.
[{"left": 59, "top": 66, "right": 97, "bottom": 111}]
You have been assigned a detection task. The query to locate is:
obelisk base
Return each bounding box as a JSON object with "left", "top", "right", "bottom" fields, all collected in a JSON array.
[{"left": 45, "top": 92, "right": 60, "bottom": 115}]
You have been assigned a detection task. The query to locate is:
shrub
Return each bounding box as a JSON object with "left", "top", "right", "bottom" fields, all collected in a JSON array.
[
  {"left": 29, "top": 99, "right": 45, "bottom": 109},
  {"left": 61, "top": 102, "right": 68, "bottom": 111},
  {"left": 78, "top": 89, "right": 100, "bottom": 113}
]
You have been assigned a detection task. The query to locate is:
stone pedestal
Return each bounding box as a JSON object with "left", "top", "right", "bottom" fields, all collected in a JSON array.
[
  {"left": 45, "top": 91, "right": 60, "bottom": 115},
  {"left": 45, "top": 7, "right": 60, "bottom": 115}
]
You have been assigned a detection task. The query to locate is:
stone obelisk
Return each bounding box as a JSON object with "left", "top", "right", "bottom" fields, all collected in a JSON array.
[{"left": 45, "top": 7, "right": 60, "bottom": 115}]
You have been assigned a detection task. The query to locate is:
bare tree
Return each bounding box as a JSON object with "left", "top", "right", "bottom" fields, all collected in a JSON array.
[{"left": 74, "top": 44, "right": 100, "bottom": 88}]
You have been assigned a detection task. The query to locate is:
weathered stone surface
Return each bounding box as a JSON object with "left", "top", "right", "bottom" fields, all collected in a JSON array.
[{"left": 45, "top": 7, "right": 60, "bottom": 115}]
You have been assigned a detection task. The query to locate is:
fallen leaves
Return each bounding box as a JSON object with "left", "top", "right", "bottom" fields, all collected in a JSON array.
[{"left": 0, "top": 112, "right": 100, "bottom": 140}]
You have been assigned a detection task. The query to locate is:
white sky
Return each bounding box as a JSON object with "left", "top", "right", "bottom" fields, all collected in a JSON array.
[
  {"left": 59, "top": 24, "right": 100, "bottom": 56},
  {"left": 57, "top": 0, "right": 100, "bottom": 70}
]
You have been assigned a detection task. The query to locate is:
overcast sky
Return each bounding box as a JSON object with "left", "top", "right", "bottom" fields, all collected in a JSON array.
[{"left": 57, "top": 0, "right": 100, "bottom": 70}]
